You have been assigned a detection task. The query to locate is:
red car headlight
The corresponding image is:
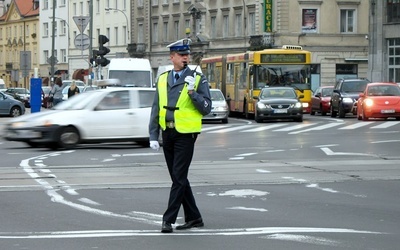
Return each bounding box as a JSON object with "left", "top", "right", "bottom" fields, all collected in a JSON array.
[{"left": 364, "top": 99, "right": 374, "bottom": 107}]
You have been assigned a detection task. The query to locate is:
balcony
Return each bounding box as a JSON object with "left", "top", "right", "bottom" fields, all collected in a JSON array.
[{"left": 127, "top": 43, "right": 146, "bottom": 58}]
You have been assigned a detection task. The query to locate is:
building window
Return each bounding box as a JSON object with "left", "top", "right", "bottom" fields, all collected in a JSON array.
[
  {"left": 138, "top": 0, "right": 144, "bottom": 8},
  {"left": 61, "top": 49, "right": 67, "bottom": 63},
  {"left": 61, "top": 21, "right": 67, "bottom": 35},
  {"left": 138, "top": 24, "right": 144, "bottom": 43},
  {"left": 302, "top": 9, "right": 317, "bottom": 33},
  {"left": 43, "top": 0, "right": 49, "bottom": 9},
  {"left": 43, "top": 23, "right": 49, "bottom": 37},
  {"left": 223, "top": 15, "right": 229, "bottom": 38},
  {"left": 152, "top": 0, "right": 159, "bottom": 6},
  {"left": 210, "top": 16, "right": 216, "bottom": 38},
  {"left": 73, "top": 3, "right": 77, "bottom": 15},
  {"left": 114, "top": 27, "right": 118, "bottom": 45},
  {"left": 235, "top": 14, "right": 242, "bottom": 37},
  {"left": 248, "top": 12, "right": 255, "bottom": 35},
  {"left": 340, "top": 9, "right": 355, "bottom": 33},
  {"left": 153, "top": 23, "right": 158, "bottom": 43},
  {"left": 174, "top": 21, "right": 179, "bottom": 40},
  {"left": 388, "top": 38, "right": 400, "bottom": 83},
  {"left": 163, "top": 22, "right": 168, "bottom": 41},
  {"left": 387, "top": 0, "right": 400, "bottom": 22}
]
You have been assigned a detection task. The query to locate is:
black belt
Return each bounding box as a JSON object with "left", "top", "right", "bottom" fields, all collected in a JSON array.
[{"left": 163, "top": 106, "right": 179, "bottom": 111}]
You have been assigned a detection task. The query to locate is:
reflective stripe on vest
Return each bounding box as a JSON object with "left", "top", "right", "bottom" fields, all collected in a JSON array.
[{"left": 158, "top": 72, "right": 202, "bottom": 133}]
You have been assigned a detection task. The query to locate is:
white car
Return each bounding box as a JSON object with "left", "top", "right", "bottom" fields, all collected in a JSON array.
[
  {"left": 202, "top": 89, "right": 229, "bottom": 123},
  {"left": 3, "top": 87, "right": 156, "bottom": 149}
]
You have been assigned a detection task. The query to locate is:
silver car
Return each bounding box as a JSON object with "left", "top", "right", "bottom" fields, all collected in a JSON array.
[
  {"left": 0, "top": 91, "right": 25, "bottom": 117},
  {"left": 202, "top": 89, "right": 229, "bottom": 123}
]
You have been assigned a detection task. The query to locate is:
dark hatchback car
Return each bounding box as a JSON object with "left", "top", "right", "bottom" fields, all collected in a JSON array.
[
  {"left": 330, "top": 78, "right": 370, "bottom": 118},
  {"left": 253, "top": 87, "right": 303, "bottom": 122}
]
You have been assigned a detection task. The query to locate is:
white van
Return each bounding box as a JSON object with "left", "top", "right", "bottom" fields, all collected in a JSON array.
[
  {"left": 155, "top": 64, "right": 202, "bottom": 81},
  {"left": 107, "top": 58, "right": 153, "bottom": 88},
  {"left": 0, "top": 79, "right": 6, "bottom": 91}
]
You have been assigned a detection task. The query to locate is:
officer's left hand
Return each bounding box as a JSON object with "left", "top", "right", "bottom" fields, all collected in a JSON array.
[{"left": 185, "top": 73, "right": 196, "bottom": 91}]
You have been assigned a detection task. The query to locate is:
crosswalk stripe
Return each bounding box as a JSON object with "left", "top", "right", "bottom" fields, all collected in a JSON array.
[
  {"left": 241, "top": 123, "right": 287, "bottom": 132},
  {"left": 339, "top": 122, "right": 375, "bottom": 129},
  {"left": 201, "top": 125, "right": 231, "bottom": 132},
  {"left": 289, "top": 123, "right": 345, "bottom": 134},
  {"left": 370, "top": 121, "right": 400, "bottom": 129},
  {"left": 273, "top": 123, "right": 315, "bottom": 131},
  {"left": 207, "top": 125, "right": 254, "bottom": 133}
]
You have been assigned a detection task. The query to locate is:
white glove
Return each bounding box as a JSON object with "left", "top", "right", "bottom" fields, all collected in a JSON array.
[
  {"left": 149, "top": 141, "right": 160, "bottom": 151},
  {"left": 185, "top": 73, "right": 196, "bottom": 91}
]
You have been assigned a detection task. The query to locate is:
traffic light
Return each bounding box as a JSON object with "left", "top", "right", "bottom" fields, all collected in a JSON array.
[
  {"left": 90, "top": 50, "right": 99, "bottom": 66},
  {"left": 96, "top": 35, "right": 110, "bottom": 67}
]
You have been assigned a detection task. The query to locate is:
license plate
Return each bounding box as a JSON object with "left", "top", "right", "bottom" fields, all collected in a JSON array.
[
  {"left": 274, "top": 109, "right": 287, "bottom": 114},
  {"left": 381, "top": 109, "right": 395, "bottom": 114}
]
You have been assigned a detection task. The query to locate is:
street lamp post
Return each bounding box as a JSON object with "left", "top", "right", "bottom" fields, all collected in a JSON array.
[{"left": 105, "top": 7, "right": 130, "bottom": 43}]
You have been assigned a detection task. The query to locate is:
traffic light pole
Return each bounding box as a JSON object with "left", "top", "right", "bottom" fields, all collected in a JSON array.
[
  {"left": 50, "top": 0, "right": 56, "bottom": 83},
  {"left": 88, "top": 0, "right": 93, "bottom": 84}
]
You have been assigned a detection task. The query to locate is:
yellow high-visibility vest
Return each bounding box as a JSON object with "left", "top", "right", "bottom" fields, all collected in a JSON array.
[{"left": 158, "top": 72, "right": 202, "bottom": 133}]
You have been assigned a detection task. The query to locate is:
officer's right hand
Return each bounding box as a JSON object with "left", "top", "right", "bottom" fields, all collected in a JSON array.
[{"left": 150, "top": 141, "right": 160, "bottom": 151}]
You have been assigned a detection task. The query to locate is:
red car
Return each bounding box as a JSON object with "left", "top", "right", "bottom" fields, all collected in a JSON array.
[
  {"left": 357, "top": 82, "right": 400, "bottom": 121},
  {"left": 310, "top": 86, "right": 333, "bottom": 116}
]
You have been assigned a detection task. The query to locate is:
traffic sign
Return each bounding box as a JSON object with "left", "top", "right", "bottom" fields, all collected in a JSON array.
[
  {"left": 74, "top": 34, "right": 90, "bottom": 50},
  {"left": 47, "top": 56, "right": 58, "bottom": 65},
  {"left": 73, "top": 16, "right": 90, "bottom": 33}
]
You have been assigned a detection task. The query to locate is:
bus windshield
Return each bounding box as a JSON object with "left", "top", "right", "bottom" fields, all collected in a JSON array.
[{"left": 255, "top": 64, "right": 311, "bottom": 90}]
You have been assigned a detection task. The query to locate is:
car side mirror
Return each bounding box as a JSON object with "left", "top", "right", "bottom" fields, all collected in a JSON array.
[
  {"left": 315, "top": 93, "right": 321, "bottom": 97},
  {"left": 253, "top": 96, "right": 259, "bottom": 100},
  {"left": 333, "top": 89, "right": 339, "bottom": 94}
]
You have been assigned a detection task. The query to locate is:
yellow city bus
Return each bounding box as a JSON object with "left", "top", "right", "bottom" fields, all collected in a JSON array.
[{"left": 201, "top": 45, "right": 312, "bottom": 118}]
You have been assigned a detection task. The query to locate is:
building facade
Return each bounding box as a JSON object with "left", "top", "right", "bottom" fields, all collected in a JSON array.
[
  {"left": 0, "top": 0, "right": 39, "bottom": 89},
  {"left": 368, "top": 0, "right": 400, "bottom": 83},
  {"left": 129, "top": 0, "right": 370, "bottom": 89}
]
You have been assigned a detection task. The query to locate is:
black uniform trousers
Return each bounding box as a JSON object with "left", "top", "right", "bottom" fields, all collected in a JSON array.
[{"left": 162, "top": 127, "right": 201, "bottom": 224}]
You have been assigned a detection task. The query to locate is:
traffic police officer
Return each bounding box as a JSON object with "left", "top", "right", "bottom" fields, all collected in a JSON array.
[{"left": 148, "top": 38, "right": 212, "bottom": 233}]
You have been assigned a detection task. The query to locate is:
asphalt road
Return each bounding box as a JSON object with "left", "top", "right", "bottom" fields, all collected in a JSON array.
[{"left": 0, "top": 113, "right": 399, "bottom": 250}]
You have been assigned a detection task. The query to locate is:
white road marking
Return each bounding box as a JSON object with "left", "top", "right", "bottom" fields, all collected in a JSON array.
[
  {"left": 0, "top": 227, "right": 383, "bottom": 238},
  {"left": 79, "top": 198, "right": 101, "bottom": 206},
  {"left": 371, "top": 139, "right": 400, "bottom": 144},
  {"left": 241, "top": 123, "right": 287, "bottom": 132},
  {"left": 208, "top": 125, "right": 254, "bottom": 133},
  {"left": 256, "top": 169, "right": 271, "bottom": 173},
  {"left": 339, "top": 122, "right": 375, "bottom": 129},
  {"left": 265, "top": 234, "right": 340, "bottom": 246},
  {"left": 227, "top": 206, "right": 268, "bottom": 212},
  {"left": 273, "top": 123, "right": 315, "bottom": 131},
  {"left": 320, "top": 147, "right": 378, "bottom": 157},
  {"left": 289, "top": 123, "right": 344, "bottom": 134},
  {"left": 371, "top": 121, "right": 400, "bottom": 129}
]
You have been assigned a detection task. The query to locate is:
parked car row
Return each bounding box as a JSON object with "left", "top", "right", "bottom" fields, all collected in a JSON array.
[{"left": 311, "top": 79, "right": 400, "bottom": 121}]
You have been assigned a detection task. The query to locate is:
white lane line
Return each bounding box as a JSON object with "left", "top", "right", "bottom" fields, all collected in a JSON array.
[
  {"left": 241, "top": 123, "right": 287, "bottom": 132},
  {"left": 79, "top": 198, "right": 101, "bottom": 206},
  {"left": 339, "top": 122, "right": 375, "bottom": 129},
  {"left": 227, "top": 207, "right": 268, "bottom": 212},
  {"left": 320, "top": 147, "right": 378, "bottom": 157},
  {"left": 371, "top": 121, "right": 400, "bottom": 129},
  {"left": 371, "top": 139, "right": 400, "bottom": 144},
  {"left": 0, "top": 227, "right": 383, "bottom": 238}
]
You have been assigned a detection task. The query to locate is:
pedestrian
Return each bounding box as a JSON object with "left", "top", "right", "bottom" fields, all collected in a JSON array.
[
  {"left": 49, "top": 77, "right": 64, "bottom": 106},
  {"left": 148, "top": 38, "right": 212, "bottom": 233},
  {"left": 68, "top": 80, "right": 80, "bottom": 98}
]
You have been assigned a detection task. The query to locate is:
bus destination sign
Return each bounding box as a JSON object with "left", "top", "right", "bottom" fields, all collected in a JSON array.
[{"left": 261, "top": 54, "right": 306, "bottom": 63}]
